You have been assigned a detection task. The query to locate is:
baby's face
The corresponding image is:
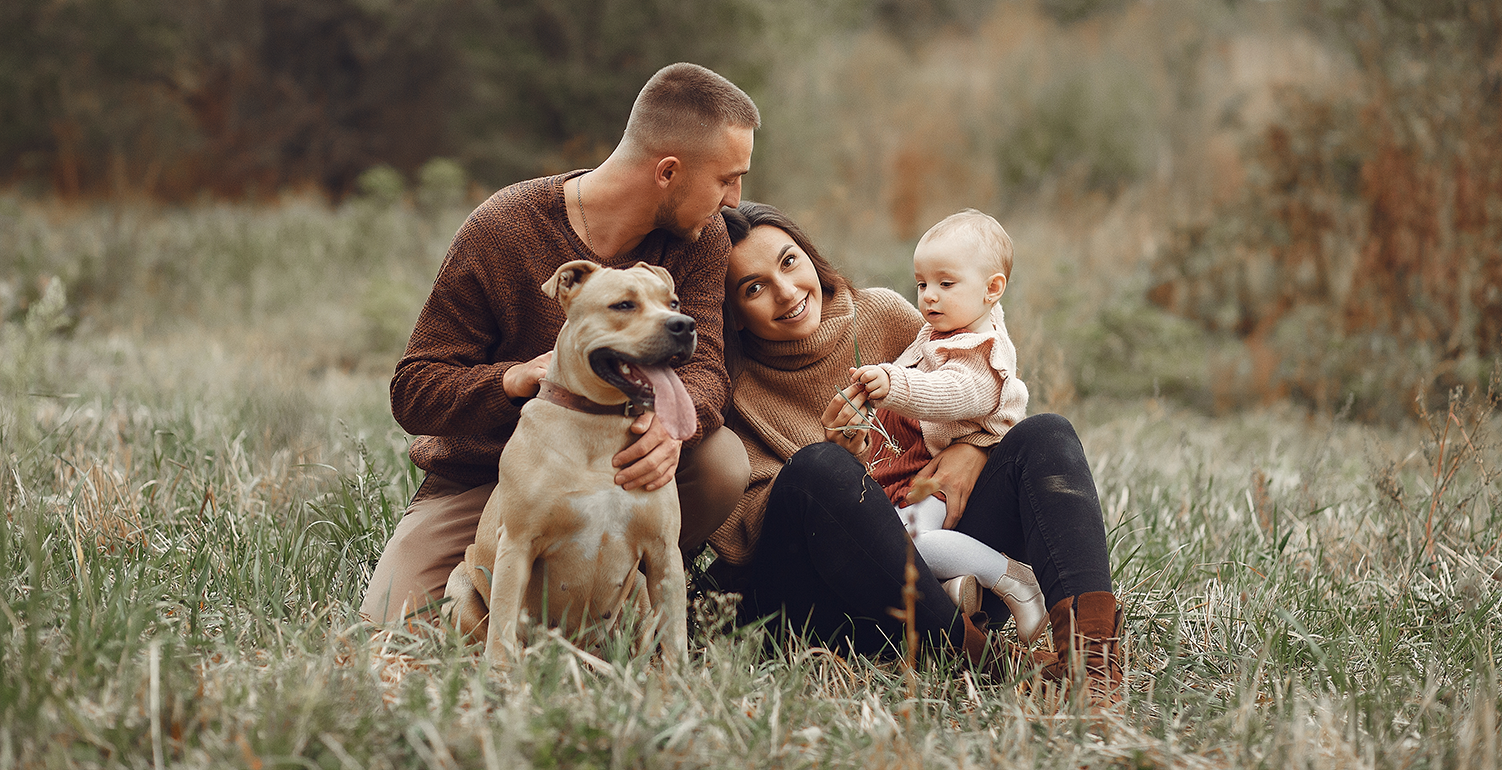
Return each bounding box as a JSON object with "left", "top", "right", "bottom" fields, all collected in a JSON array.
[{"left": 912, "top": 232, "right": 1005, "bottom": 333}]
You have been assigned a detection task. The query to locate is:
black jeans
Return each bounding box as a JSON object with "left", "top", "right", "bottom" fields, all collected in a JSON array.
[{"left": 738, "top": 413, "right": 1112, "bottom": 654}]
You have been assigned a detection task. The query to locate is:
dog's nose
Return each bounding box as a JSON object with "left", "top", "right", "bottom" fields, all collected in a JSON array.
[{"left": 665, "top": 314, "right": 696, "bottom": 342}]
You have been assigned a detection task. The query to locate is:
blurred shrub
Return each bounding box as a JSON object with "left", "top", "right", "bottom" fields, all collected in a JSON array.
[
  {"left": 416, "top": 158, "right": 466, "bottom": 213},
  {"left": 1062, "top": 296, "right": 1218, "bottom": 407},
  {"left": 1037, "top": 0, "right": 1127, "bottom": 25},
  {"left": 1150, "top": 0, "right": 1502, "bottom": 422},
  {"left": 997, "top": 63, "right": 1157, "bottom": 194},
  {"left": 355, "top": 165, "right": 405, "bottom": 207}
]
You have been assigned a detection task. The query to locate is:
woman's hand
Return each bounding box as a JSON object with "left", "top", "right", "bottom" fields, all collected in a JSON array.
[
  {"left": 821, "top": 383, "right": 872, "bottom": 457},
  {"left": 907, "top": 442, "right": 988, "bottom": 529}
]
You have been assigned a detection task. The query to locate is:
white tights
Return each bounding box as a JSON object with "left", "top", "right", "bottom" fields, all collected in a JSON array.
[{"left": 902, "top": 496, "right": 1011, "bottom": 588}]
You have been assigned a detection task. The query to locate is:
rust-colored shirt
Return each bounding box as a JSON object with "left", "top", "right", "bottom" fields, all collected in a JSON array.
[
  {"left": 391, "top": 171, "right": 730, "bottom": 489},
  {"left": 868, "top": 408, "right": 933, "bottom": 508}
]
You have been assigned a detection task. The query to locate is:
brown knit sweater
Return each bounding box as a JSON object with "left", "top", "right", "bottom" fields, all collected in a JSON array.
[
  {"left": 391, "top": 171, "right": 730, "bottom": 490},
  {"left": 709, "top": 286, "right": 922, "bottom": 565}
]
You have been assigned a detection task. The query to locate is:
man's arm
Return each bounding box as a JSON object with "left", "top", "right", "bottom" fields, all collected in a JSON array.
[
  {"left": 659, "top": 220, "right": 731, "bottom": 448},
  {"left": 390, "top": 227, "right": 526, "bottom": 438}
]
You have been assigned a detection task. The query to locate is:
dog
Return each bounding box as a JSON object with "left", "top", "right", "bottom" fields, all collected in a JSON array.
[{"left": 443, "top": 259, "right": 698, "bottom": 665}]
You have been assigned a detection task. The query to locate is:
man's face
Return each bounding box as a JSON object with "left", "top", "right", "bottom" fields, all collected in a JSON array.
[{"left": 654, "top": 125, "right": 754, "bottom": 242}]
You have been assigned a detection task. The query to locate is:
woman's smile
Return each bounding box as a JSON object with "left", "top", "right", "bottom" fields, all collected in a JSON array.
[
  {"left": 727, "top": 225, "right": 824, "bottom": 341},
  {"left": 776, "top": 294, "right": 810, "bottom": 322}
]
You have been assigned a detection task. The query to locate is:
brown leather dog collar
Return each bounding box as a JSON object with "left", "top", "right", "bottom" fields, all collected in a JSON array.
[{"left": 536, "top": 380, "right": 644, "bottom": 418}]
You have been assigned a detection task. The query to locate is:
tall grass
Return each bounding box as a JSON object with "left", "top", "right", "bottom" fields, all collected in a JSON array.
[{"left": 2, "top": 195, "right": 1499, "bottom": 767}]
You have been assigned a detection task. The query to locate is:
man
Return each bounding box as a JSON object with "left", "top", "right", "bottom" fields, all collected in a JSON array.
[{"left": 361, "top": 62, "right": 757, "bottom": 623}]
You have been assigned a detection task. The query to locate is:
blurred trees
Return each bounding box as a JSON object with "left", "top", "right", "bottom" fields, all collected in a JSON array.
[
  {"left": 1150, "top": 0, "right": 1502, "bottom": 420},
  {"left": 0, "top": 0, "right": 771, "bottom": 199}
]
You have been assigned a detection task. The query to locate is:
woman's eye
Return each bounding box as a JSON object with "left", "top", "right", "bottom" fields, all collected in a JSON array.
[
  {"left": 611, "top": 301, "right": 636, "bottom": 311},
  {"left": 745, "top": 282, "right": 763, "bottom": 297},
  {"left": 782, "top": 254, "right": 797, "bottom": 268}
]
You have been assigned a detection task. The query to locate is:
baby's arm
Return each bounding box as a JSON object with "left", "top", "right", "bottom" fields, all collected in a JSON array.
[{"left": 876, "top": 355, "right": 1005, "bottom": 423}]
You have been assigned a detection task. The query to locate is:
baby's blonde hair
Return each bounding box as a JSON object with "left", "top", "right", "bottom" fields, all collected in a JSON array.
[{"left": 918, "top": 208, "right": 1013, "bottom": 280}]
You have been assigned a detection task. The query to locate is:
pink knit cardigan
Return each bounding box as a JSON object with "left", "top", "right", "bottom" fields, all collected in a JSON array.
[{"left": 873, "top": 303, "right": 1029, "bottom": 457}]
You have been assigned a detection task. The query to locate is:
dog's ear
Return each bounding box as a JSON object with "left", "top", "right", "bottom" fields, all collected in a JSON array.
[
  {"left": 632, "top": 261, "right": 675, "bottom": 294},
  {"left": 542, "top": 260, "right": 601, "bottom": 307}
]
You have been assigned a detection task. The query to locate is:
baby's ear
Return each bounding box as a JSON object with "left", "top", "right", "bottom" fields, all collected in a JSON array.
[{"left": 986, "top": 272, "right": 1008, "bottom": 303}]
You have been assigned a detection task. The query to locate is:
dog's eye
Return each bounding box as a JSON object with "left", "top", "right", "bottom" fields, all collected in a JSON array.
[
  {"left": 669, "top": 300, "right": 680, "bottom": 311},
  {"left": 611, "top": 301, "right": 636, "bottom": 312}
]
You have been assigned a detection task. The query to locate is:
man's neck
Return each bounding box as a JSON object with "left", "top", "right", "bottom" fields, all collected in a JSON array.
[{"left": 567, "top": 156, "right": 659, "bottom": 260}]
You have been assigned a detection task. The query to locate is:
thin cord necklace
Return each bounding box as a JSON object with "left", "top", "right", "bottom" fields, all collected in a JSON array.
[{"left": 575, "top": 176, "right": 596, "bottom": 256}]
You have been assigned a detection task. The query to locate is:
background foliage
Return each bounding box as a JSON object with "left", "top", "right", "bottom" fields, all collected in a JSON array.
[{"left": 3, "top": 1, "right": 1502, "bottom": 766}]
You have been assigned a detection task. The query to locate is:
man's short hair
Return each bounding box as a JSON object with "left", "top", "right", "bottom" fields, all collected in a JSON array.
[
  {"left": 919, "top": 208, "right": 1014, "bottom": 280},
  {"left": 622, "top": 63, "right": 760, "bottom": 159}
]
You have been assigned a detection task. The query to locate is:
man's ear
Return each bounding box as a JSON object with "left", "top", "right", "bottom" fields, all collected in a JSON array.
[
  {"left": 542, "top": 260, "right": 601, "bottom": 309},
  {"left": 654, "top": 156, "right": 681, "bottom": 189},
  {"left": 985, "top": 272, "right": 1007, "bottom": 304},
  {"left": 634, "top": 261, "right": 676, "bottom": 294}
]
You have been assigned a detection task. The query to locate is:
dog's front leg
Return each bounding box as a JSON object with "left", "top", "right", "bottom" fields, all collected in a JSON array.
[
  {"left": 641, "top": 541, "right": 689, "bottom": 668},
  {"left": 485, "top": 525, "right": 532, "bottom": 666}
]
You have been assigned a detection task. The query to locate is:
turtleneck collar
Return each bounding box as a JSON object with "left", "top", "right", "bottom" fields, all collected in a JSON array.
[{"left": 737, "top": 286, "right": 853, "bottom": 372}]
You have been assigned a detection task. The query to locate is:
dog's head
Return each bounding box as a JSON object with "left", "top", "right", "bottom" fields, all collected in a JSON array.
[{"left": 542, "top": 260, "right": 698, "bottom": 439}]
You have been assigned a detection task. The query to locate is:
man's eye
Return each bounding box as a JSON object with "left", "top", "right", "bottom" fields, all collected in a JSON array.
[{"left": 611, "top": 301, "right": 636, "bottom": 311}]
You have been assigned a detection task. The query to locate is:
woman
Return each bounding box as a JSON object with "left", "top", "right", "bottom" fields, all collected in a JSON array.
[{"left": 706, "top": 201, "right": 1123, "bottom": 705}]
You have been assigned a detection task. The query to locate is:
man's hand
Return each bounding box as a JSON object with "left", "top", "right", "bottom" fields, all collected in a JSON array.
[
  {"left": 850, "top": 365, "right": 891, "bottom": 401},
  {"left": 907, "top": 442, "right": 988, "bottom": 529},
  {"left": 613, "top": 412, "right": 682, "bottom": 491},
  {"left": 503, "top": 351, "right": 553, "bottom": 401}
]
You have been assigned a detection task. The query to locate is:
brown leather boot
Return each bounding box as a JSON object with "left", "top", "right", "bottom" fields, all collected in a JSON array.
[{"left": 1041, "top": 592, "right": 1124, "bottom": 709}]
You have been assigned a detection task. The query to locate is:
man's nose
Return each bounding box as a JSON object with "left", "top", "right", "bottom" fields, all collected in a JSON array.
[{"left": 721, "top": 178, "right": 742, "bottom": 208}]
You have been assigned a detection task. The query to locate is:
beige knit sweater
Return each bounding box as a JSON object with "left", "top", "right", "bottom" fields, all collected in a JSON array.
[{"left": 875, "top": 303, "right": 1029, "bottom": 458}]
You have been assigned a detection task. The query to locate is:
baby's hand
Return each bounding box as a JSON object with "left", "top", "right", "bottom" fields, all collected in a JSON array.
[{"left": 850, "top": 365, "right": 891, "bottom": 401}]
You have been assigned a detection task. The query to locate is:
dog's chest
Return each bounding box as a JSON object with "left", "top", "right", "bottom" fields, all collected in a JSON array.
[{"left": 542, "top": 487, "right": 646, "bottom": 561}]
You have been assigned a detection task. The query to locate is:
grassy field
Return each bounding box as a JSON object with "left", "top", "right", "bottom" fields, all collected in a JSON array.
[{"left": 2, "top": 195, "right": 1499, "bottom": 769}]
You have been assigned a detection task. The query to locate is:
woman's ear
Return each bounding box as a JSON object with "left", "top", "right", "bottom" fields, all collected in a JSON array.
[{"left": 985, "top": 272, "right": 1007, "bottom": 304}]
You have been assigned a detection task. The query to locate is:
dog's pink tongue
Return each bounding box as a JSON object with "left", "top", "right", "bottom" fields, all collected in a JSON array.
[{"left": 642, "top": 365, "right": 697, "bottom": 441}]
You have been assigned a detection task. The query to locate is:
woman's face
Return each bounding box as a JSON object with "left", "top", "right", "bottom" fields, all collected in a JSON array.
[{"left": 726, "top": 225, "right": 824, "bottom": 341}]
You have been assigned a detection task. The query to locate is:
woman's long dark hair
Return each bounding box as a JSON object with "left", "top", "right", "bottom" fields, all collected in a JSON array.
[
  {"left": 721, "top": 201, "right": 851, "bottom": 298},
  {"left": 719, "top": 201, "right": 854, "bottom": 380}
]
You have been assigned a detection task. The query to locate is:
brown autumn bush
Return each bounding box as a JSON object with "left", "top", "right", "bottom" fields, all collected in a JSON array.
[{"left": 1150, "top": 0, "right": 1502, "bottom": 422}]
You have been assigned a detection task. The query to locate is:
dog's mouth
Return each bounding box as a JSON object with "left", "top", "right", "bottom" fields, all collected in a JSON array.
[{"left": 588, "top": 349, "right": 697, "bottom": 440}]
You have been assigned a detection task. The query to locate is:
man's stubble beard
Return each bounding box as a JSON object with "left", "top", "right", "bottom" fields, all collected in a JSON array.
[{"left": 653, "top": 186, "right": 703, "bottom": 243}]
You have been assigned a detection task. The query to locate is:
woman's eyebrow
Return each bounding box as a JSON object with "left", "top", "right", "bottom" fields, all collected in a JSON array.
[{"left": 733, "top": 244, "right": 795, "bottom": 290}]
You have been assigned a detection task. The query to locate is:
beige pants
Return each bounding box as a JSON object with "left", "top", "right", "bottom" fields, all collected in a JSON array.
[{"left": 359, "top": 426, "right": 749, "bottom": 624}]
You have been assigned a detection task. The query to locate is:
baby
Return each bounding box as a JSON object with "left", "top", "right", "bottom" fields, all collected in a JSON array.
[{"left": 851, "top": 209, "right": 1046, "bottom": 643}]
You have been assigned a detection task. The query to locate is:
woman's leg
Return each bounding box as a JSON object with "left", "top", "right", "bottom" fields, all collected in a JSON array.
[
  {"left": 956, "top": 413, "right": 1122, "bottom": 705},
  {"left": 745, "top": 443, "right": 968, "bottom": 654},
  {"left": 956, "top": 413, "right": 1113, "bottom": 609}
]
